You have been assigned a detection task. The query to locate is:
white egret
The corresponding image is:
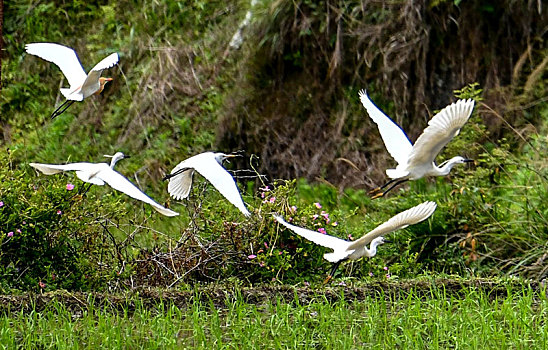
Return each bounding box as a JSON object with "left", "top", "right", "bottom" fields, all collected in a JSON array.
[
  {"left": 359, "top": 89, "right": 475, "bottom": 198},
  {"left": 164, "top": 152, "right": 251, "bottom": 217},
  {"left": 25, "top": 43, "right": 119, "bottom": 119},
  {"left": 274, "top": 201, "right": 437, "bottom": 282},
  {"left": 29, "top": 152, "right": 178, "bottom": 217}
]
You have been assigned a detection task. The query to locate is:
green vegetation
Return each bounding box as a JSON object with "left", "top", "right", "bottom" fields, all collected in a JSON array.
[{"left": 0, "top": 284, "right": 546, "bottom": 348}]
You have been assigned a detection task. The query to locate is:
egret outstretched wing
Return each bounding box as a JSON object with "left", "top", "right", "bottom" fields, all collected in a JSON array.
[
  {"left": 359, "top": 89, "right": 413, "bottom": 166},
  {"left": 25, "top": 43, "right": 87, "bottom": 88},
  {"left": 348, "top": 201, "right": 436, "bottom": 250},
  {"left": 97, "top": 168, "right": 179, "bottom": 217},
  {"left": 168, "top": 152, "right": 251, "bottom": 217},
  {"left": 273, "top": 215, "right": 348, "bottom": 252},
  {"left": 407, "top": 99, "right": 475, "bottom": 168}
]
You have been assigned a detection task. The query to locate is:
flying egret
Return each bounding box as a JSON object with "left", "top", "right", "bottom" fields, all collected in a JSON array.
[
  {"left": 29, "top": 152, "right": 178, "bottom": 217},
  {"left": 25, "top": 43, "right": 119, "bottom": 119},
  {"left": 163, "top": 152, "right": 251, "bottom": 217},
  {"left": 274, "top": 201, "right": 437, "bottom": 282},
  {"left": 359, "top": 89, "right": 475, "bottom": 199}
]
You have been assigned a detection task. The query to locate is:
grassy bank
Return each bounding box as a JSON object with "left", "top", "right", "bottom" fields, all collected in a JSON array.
[{"left": 0, "top": 282, "right": 546, "bottom": 348}]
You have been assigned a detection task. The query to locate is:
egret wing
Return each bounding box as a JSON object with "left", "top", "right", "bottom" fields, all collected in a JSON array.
[
  {"left": 25, "top": 43, "right": 87, "bottom": 88},
  {"left": 348, "top": 201, "right": 437, "bottom": 249},
  {"left": 167, "top": 168, "right": 195, "bottom": 200},
  {"left": 175, "top": 152, "right": 251, "bottom": 217},
  {"left": 273, "top": 215, "right": 349, "bottom": 251},
  {"left": 98, "top": 168, "right": 179, "bottom": 217},
  {"left": 29, "top": 162, "right": 95, "bottom": 175},
  {"left": 81, "top": 53, "right": 119, "bottom": 92},
  {"left": 359, "top": 89, "right": 413, "bottom": 166},
  {"left": 407, "top": 99, "right": 474, "bottom": 167}
]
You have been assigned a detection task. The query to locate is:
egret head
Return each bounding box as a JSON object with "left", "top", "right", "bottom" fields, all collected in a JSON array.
[
  {"left": 104, "top": 152, "right": 129, "bottom": 168},
  {"left": 371, "top": 236, "right": 389, "bottom": 248},
  {"left": 214, "top": 152, "right": 240, "bottom": 164},
  {"left": 97, "top": 77, "right": 113, "bottom": 94}
]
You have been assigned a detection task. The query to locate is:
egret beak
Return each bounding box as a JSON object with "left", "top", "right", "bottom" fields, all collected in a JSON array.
[
  {"left": 463, "top": 159, "right": 474, "bottom": 163},
  {"left": 123, "top": 155, "right": 131, "bottom": 159},
  {"left": 383, "top": 239, "right": 392, "bottom": 243}
]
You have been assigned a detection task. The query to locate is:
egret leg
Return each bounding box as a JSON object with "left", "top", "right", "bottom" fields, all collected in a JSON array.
[
  {"left": 371, "top": 179, "right": 409, "bottom": 199},
  {"left": 368, "top": 178, "right": 399, "bottom": 195},
  {"left": 80, "top": 183, "right": 93, "bottom": 196},
  {"left": 162, "top": 167, "right": 191, "bottom": 181},
  {"left": 323, "top": 261, "right": 342, "bottom": 285},
  {"left": 50, "top": 100, "right": 75, "bottom": 119}
]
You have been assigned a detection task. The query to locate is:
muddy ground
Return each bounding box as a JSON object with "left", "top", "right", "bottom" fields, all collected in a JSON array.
[{"left": 0, "top": 278, "right": 545, "bottom": 316}]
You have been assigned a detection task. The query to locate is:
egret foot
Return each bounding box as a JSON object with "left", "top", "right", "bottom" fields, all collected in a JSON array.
[
  {"left": 371, "top": 191, "right": 385, "bottom": 199},
  {"left": 368, "top": 187, "right": 381, "bottom": 195},
  {"left": 323, "top": 275, "right": 333, "bottom": 285}
]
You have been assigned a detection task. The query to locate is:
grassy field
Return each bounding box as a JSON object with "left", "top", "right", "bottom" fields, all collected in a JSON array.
[{"left": 0, "top": 282, "right": 546, "bottom": 349}]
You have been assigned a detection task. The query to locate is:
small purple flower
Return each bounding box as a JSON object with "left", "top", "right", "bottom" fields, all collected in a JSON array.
[
  {"left": 312, "top": 214, "right": 319, "bottom": 220},
  {"left": 248, "top": 254, "right": 257, "bottom": 259},
  {"left": 57, "top": 210, "right": 62, "bottom": 215},
  {"left": 304, "top": 281, "right": 310, "bottom": 287},
  {"left": 269, "top": 197, "right": 276, "bottom": 203},
  {"left": 22, "top": 221, "right": 26, "bottom": 225},
  {"left": 386, "top": 274, "right": 391, "bottom": 279},
  {"left": 39, "top": 281, "right": 46, "bottom": 289},
  {"left": 338, "top": 281, "right": 346, "bottom": 286},
  {"left": 259, "top": 262, "right": 265, "bottom": 267},
  {"left": 66, "top": 183, "right": 75, "bottom": 191},
  {"left": 331, "top": 222, "right": 338, "bottom": 227},
  {"left": 369, "top": 272, "right": 374, "bottom": 277},
  {"left": 260, "top": 186, "right": 270, "bottom": 192},
  {"left": 16, "top": 229, "right": 21, "bottom": 234},
  {"left": 314, "top": 202, "right": 322, "bottom": 209},
  {"left": 318, "top": 228, "right": 327, "bottom": 234},
  {"left": 0, "top": 201, "right": 4, "bottom": 207},
  {"left": 264, "top": 242, "right": 269, "bottom": 249},
  {"left": 7, "top": 232, "right": 13, "bottom": 238},
  {"left": 290, "top": 205, "right": 297, "bottom": 213},
  {"left": 383, "top": 266, "right": 388, "bottom": 271}
]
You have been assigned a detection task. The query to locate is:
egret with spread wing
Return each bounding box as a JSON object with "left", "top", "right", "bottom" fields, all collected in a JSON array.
[
  {"left": 274, "top": 201, "right": 437, "bottom": 282},
  {"left": 164, "top": 152, "right": 251, "bottom": 217},
  {"left": 25, "top": 43, "right": 119, "bottom": 119},
  {"left": 29, "top": 152, "right": 178, "bottom": 217},
  {"left": 359, "top": 89, "right": 475, "bottom": 198}
]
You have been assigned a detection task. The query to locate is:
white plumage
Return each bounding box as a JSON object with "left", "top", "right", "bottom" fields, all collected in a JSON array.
[
  {"left": 359, "top": 89, "right": 475, "bottom": 197},
  {"left": 166, "top": 152, "right": 251, "bottom": 217},
  {"left": 29, "top": 152, "right": 178, "bottom": 217},
  {"left": 274, "top": 201, "right": 437, "bottom": 264}
]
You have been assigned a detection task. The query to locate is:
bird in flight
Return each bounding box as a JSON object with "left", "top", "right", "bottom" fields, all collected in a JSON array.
[
  {"left": 29, "top": 152, "right": 178, "bottom": 217},
  {"left": 359, "top": 89, "right": 475, "bottom": 198},
  {"left": 274, "top": 201, "right": 437, "bottom": 283},
  {"left": 164, "top": 152, "right": 251, "bottom": 217},
  {"left": 25, "top": 43, "right": 119, "bottom": 119}
]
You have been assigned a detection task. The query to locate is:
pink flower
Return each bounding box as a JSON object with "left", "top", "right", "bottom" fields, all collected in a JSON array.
[
  {"left": 314, "top": 202, "right": 322, "bottom": 209},
  {"left": 383, "top": 266, "right": 388, "bottom": 271},
  {"left": 386, "top": 274, "right": 391, "bottom": 279},
  {"left": 304, "top": 281, "right": 310, "bottom": 287},
  {"left": 369, "top": 272, "right": 374, "bottom": 277},
  {"left": 57, "top": 210, "right": 62, "bottom": 215},
  {"left": 248, "top": 254, "right": 257, "bottom": 259},
  {"left": 348, "top": 234, "right": 353, "bottom": 240},
  {"left": 318, "top": 228, "right": 327, "bottom": 234},
  {"left": 269, "top": 197, "right": 276, "bottom": 203},
  {"left": 260, "top": 186, "right": 270, "bottom": 192},
  {"left": 338, "top": 281, "right": 346, "bottom": 286},
  {"left": 278, "top": 251, "right": 282, "bottom": 255},
  {"left": 259, "top": 262, "right": 265, "bottom": 267},
  {"left": 16, "top": 229, "right": 21, "bottom": 234},
  {"left": 261, "top": 192, "right": 265, "bottom": 198},
  {"left": 66, "top": 183, "right": 75, "bottom": 191},
  {"left": 22, "top": 221, "right": 26, "bottom": 225},
  {"left": 264, "top": 242, "right": 269, "bottom": 249},
  {"left": 39, "top": 281, "right": 46, "bottom": 288},
  {"left": 7, "top": 232, "right": 13, "bottom": 238},
  {"left": 290, "top": 205, "right": 297, "bottom": 213},
  {"left": 0, "top": 201, "right": 3, "bottom": 207},
  {"left": 312, "top": 214, "right": 319, "bottom": 220}
]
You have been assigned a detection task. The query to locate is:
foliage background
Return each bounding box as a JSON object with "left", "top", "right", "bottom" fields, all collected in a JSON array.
[{"left": 0, "top": 0, "right": 546, "bottom": 292}]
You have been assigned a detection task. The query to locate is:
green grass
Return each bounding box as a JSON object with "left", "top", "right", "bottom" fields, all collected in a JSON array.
[{"left": 0, "top": 285, "right": 546, "bottom": 348}]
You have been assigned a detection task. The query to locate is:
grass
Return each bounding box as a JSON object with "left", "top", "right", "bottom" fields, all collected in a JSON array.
[{"left": 0, "top": 284, "right": 546, "bottom": 348}]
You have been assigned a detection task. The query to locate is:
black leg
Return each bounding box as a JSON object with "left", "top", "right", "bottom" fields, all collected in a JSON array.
[
  {"left": 371, "top": 178, "right": 409, "bottom": 199},
  {"left": 162, "top": 167, "right": 191, "bottom": 181},
  {"left": 323, "top": 261, "right": 342, "bottom": 285},
  {"left": 50, "top": 100, "right": 75, "bottom": 119}
]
